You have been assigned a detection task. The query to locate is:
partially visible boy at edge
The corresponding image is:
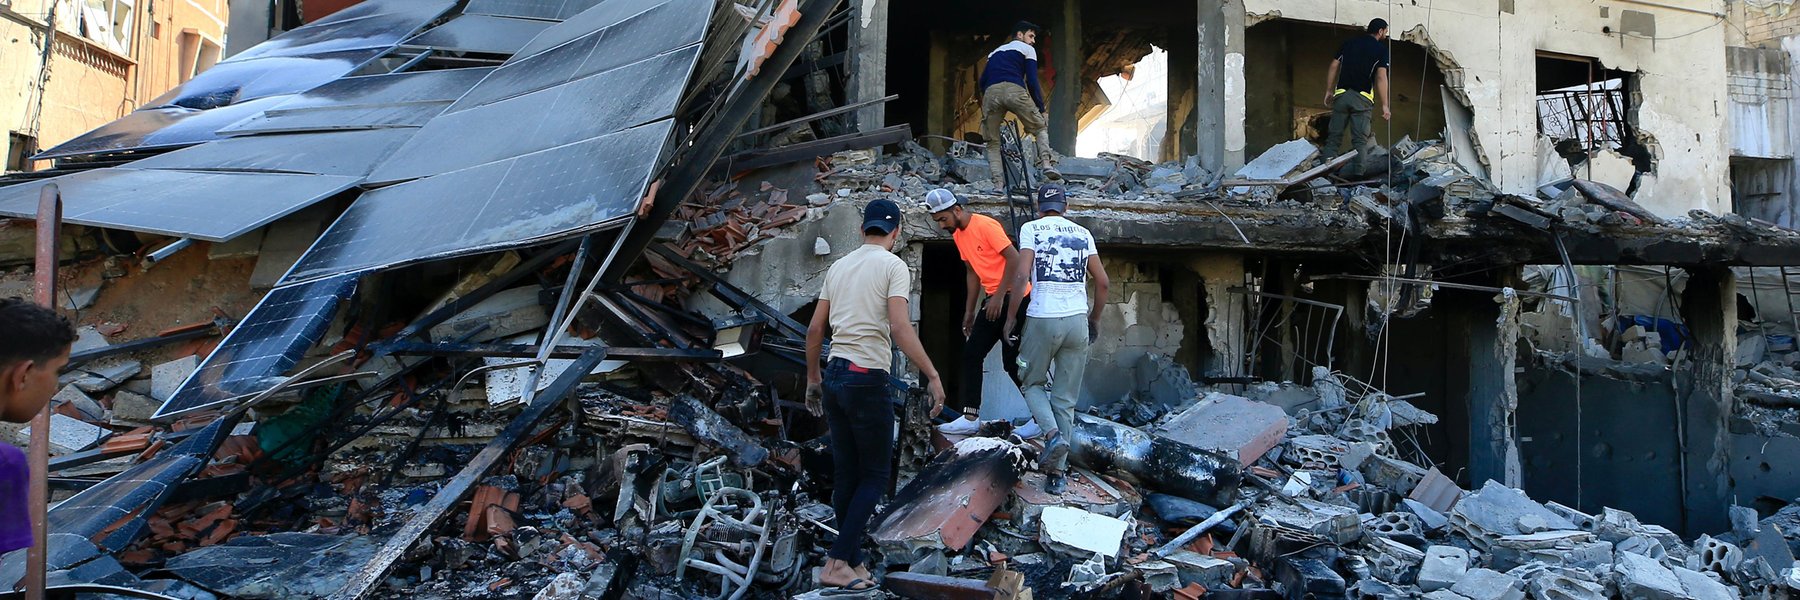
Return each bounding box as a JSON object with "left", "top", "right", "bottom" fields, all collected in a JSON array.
[{"left": 0, "top": 297, "right": 76, "bottom": 556}]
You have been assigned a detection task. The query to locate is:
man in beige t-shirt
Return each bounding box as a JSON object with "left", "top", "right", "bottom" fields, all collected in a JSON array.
[{"left": 803, "top": 199, "right": 946, "bottom": 592}]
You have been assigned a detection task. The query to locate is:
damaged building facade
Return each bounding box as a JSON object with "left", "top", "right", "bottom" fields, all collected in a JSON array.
[{"left": 9, "top": 0, "right": 1800, "bottom": 599}]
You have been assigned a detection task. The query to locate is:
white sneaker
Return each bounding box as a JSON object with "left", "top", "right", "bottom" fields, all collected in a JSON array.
[
  {"left": 937, "top": 417, "right": 982, "bottom": 436},
  {"left": 1014, "top": 420, "right": 1043, "bottom": 439}
]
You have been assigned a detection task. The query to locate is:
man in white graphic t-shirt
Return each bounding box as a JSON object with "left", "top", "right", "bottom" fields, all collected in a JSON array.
[{"left": 1004, "top": 183, "right": 1109, "bottom": 495}]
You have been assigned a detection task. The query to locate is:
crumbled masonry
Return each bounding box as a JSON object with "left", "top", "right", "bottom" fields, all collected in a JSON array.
[{"left": 12, "top": 0, "right": 1800, "bottom": 598}]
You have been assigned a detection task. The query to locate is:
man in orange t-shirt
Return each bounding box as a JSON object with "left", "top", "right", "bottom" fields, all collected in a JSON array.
[{"left": 922, "top": 189, "right": 1031, "bottom": 424}]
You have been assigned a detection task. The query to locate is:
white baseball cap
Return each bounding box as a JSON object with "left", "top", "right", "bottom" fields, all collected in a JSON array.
[{"left": 920, "top": 188, "right": 961, "bottom": 213}]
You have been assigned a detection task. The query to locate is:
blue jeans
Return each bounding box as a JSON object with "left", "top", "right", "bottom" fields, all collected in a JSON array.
[{"left": 821, "top": 357, "right": 894, "bottom": 565}]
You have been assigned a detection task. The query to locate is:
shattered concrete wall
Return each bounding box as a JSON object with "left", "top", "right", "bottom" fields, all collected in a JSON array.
[
  {"left": 1085, "top": 256, "right": 1190, "bottom": 405},
  {"left": 1727, "top": 45, "right": 1793, "bottom": 160},
  {"left": 1235, "top": 0, "right": 1732, "bottom": 218}
]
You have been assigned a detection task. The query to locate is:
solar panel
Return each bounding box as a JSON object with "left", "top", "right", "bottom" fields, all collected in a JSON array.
[
  {"left": 403, "top": 14, "right": 555, "bottom": 54},
  {"left": 282, "top": 119, "right": 672, "bottom": 284},
  {"left": 510, "top": 0, "right": 664, "bottom": 57},
  {"left": 464, "top": 0, "right": 606, "bottom": 22},
  {"left": 366, "top": 45, "right": 695, "bottom": 183},
  {"left": 446, "top": 0, "right": 707, "bottom": 112},
  {"left": 153, "top": 274, "right": 360, "bottom": 419},
  {"left": 34, "top": 97, "right": 289, "bottom": 159},
  {"left": 217, "top": 102, "right": 452, "bottom": 135},
  {"left": 224, "top": 0, "right": 455, "bottom": 62},
  {"left": 127, "top": 129, "right": 416, "bottom": 176},
  {"left": 247, "top": 67, "right": 496, "bottom": 112},
  {"left": 141, "top": 49, "right": 387, "bottom": 111},
  {"left": 0, "top": 170, "right": 359, "bottom": 241}
]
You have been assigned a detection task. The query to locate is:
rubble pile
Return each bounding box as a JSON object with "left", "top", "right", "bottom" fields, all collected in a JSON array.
[{"left": 858, "top": 364, "right": 1800, "bottom": 600}]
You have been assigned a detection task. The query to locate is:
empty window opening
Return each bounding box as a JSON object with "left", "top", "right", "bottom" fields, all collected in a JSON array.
[
  {"left": 1075, "top": 47, "right": 1168, "bottom": 158},
  {"left": 1535, "top": 53, "right": 1634, "bottom": 154},
  {"left": 1243, "top": 19, "right": 1449, "bottom": 159}
]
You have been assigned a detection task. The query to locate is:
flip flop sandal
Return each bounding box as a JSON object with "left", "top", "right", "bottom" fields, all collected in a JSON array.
[{"left": 820, "top": 578, "right": 877, "bottom": 596}]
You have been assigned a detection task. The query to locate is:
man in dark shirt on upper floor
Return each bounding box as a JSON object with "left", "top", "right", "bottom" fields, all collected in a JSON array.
[
  {"left": 1322, "top": 18, "right": 1392, "bottom": 175},
  {"left": 979, "top": 20, "right": 1062, "bottom": 192}
]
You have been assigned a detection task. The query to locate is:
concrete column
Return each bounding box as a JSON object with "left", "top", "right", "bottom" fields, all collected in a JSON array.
[
  {"left": 1679, "top": 267, "right": 1737, "bottom": 535},
  {"left": 1464, "top": 287, "right": 1520, "bottom": 487},
  {"left": 925, "top": 30, "right": 950, "bottom": 154},
  {"left": 846, "top": 0, "right": 889, "bottom": 133},
  {"left": 1048, "top": 0, "right": 1081, "bottom": 156},
  {"left": 1163, "top": 26, "right": 1199, "bottom": 162},
  {"left": 1196, "top": 0, "right": 1245, "bottom": 173}
]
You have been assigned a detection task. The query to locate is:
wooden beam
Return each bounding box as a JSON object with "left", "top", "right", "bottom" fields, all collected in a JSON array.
[{"left": 326, "top": 348, "right": 610, "bottom": 600}]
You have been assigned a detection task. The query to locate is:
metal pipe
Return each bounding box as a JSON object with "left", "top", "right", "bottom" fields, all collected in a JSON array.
[
  {"left": 26, "top": 183, "right": 59, "bottom": 600},
  {"left": 144, "top": 238, "right": 193, "bottom": 264}
]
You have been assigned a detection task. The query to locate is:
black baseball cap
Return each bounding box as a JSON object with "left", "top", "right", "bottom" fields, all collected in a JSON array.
[{"left": 863, "top": 199, "right": 901, "bottom": 234}]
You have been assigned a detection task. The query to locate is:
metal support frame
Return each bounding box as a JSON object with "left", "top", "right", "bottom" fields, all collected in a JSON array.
[{"left": 606, "top": 0, "right": 846, "bottom": 283}]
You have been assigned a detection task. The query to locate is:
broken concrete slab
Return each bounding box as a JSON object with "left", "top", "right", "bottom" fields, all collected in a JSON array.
[
  {"left": 1450, "top": 480, "right": 1575, "bottom": 550},
  {"left": 1039, "top": 505, "right": 1129, "bottom": 558},
  {"left": 71, "top": 360, "right": 142, "bottom": 394},
  {"left": 1418, "top": 545, "right": 1470, "bottom": 592},
  {"left": 428, "top": 286, "right": 548, "bottom": 343},
  {"left": 1234, "top": 140, "right": 1319, "bottom": 182},
  {"left": 1163, "top": 550, "right": 1235, "bottom": 587},
  {"left": 1153, "top": 392, "right": 1288, "bottom": 467},
  {"left": 873, "top": 438, "right": 1022, "bottom": 554},
  {"left": 1613, "top": 550, "right": 1686, "bottom": 600},
  {"left": 61, "top": 285, "right": 99, "bottom": 311},
  {"left": 1671, "top": 564, "right": 1735, "bottom": 600},
  {"left": 20, "top": 413, "right": 104, "bottom": 455},
  {"left": 150, "top": 355, "right": 201, "bottom": 402},
  {"left": 1449, "top": 568, "right": 1526, "bottom": 600},
  {"left": 52, "top": 385, "right": 105, "bottom": 422}
]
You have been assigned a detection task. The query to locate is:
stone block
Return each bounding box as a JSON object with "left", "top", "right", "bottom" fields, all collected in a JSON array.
[
  {"left": 1421, "top": 591, "right": 1471, "bottom": 600},
  {"left": 1450, "top": 568, "right": 1525, "bottom": 600},
  {"left": 1417, "top": 545, "right": 1470, "bottom": 592},
  {"left": 250, "top": 216, "right": 324, "bottom": 289},
  {"left": 1672, "top": 565, "right": 1735, "bottom": 600},
  {"left": 110, "top": 390, "right": 160, "bottom": 423},
  {"left": 428, "top": 286, "right": 549, "bottom": 343},
  {"left": 1162, "top": 550, "right": 1234, "bottom": 587},
  {"left": 150, "top": 355, "right": 200, "bottom": 403},
  {"left": 1153, "top": 392, "right": 1288, "bottom": 467},
  {"left": 71, "top": 360, "right": 141, "bottom": 394},
  {"left": 1362, "top": 454, "right": 1428, "bottom": 494},
  {"left": 1525, "top": 569, "right": 1607, "bottom": 600},
  {"left": 1613, "top": 550, "right": 1686, "bottom": 600},
  {"left": 20, "top": 414, "right": 105, "bottom": 455},
  {"left": 1038, "top": 506, "right": 1128, "bottom": 558}
]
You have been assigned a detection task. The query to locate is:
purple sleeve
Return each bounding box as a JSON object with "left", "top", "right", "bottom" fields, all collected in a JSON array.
[{"left": 0, "top": 444, "right": 30, "bottom": 555}]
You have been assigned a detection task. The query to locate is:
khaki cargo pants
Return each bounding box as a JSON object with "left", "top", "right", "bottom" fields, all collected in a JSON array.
[{"left": 982, "top": 82, "right": 1056, "bottom": 188}]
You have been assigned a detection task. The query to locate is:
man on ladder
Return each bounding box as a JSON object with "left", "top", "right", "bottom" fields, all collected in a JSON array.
[
  {"left": 1322, "top": 18, "right": 1392, "bottom": 176},
  {"left": 980, "top": 20, "right": 1062, "bottom": 193}
]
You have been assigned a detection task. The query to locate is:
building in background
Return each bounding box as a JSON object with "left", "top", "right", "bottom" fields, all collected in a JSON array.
[{"left": 0, "top": 0, "right": 226, "bottom": 172}]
